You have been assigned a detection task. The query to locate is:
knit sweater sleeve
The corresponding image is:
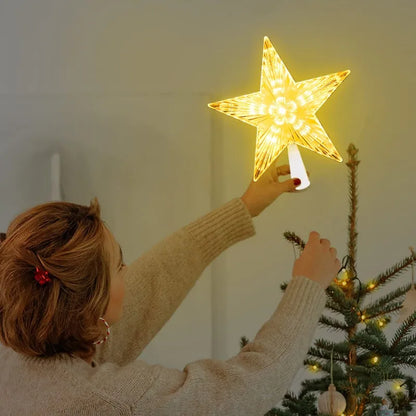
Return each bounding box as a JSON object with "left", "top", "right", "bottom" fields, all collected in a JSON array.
[
  {"left": 99, "top": 275, "right": 326, "bottom": 416},
  {"left": 95, "top": 198, "right": 255, "bottom": 366}
]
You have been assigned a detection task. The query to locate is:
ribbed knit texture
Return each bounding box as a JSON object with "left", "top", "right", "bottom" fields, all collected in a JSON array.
[
  {"left": 184, "top": 198, "right": 255, "bottom": 265},
  {"left": 0, "top": 198, "right": 326, "bottom": 415}
]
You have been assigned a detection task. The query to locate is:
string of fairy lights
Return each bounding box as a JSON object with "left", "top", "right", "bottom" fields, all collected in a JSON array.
[
  {"left": 284, "top": 238, "right": 414, "bottom": 414},
  {"left": 302, "top": 251, "right": 409, "bottom": 413}
]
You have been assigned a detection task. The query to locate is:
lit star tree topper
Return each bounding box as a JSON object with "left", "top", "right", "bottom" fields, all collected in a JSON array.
[{"left": 209, "top": 36, "right": 350, "bottom": 188}]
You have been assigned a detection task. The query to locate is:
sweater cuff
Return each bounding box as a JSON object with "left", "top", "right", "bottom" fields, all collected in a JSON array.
[
  {"left": 256, "top": 276, "right": 326, "bottom": 349},
  {"left": 283, "top": 275, "right": 327, "bottom": 318},
  {"left": 267, "top": 275, "right": 326, "bottom": 338},
  {"left": 184, "top": 198, "right": 255, "bottom": 266}
]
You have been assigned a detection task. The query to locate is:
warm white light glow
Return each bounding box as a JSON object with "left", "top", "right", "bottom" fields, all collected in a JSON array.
[
  {"left": 209, "top": 36, "right": 350, "bottom": 181},
  {"left": 309, "top": 364, "right": 319, "bottom": 372},
  {"left": 288, "top": 143, "right": 310, "bottom": 190}
]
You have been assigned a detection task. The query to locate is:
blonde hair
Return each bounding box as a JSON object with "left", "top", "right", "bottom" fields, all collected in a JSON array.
[{"left": 0, "top": 198, "right": 111, "bottom": 359}]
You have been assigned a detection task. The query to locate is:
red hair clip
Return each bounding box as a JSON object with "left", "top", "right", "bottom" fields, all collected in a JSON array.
[{"left": 34, "top": 267, "right": 51, "bottom": 285}]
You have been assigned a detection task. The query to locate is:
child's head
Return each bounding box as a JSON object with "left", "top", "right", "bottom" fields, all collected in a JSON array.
[{"left": 0, "top": 198, "right": 125, "bottom": 360}]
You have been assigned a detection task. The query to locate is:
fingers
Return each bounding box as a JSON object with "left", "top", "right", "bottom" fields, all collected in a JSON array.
[
  {"left": 330, "top": 247, "right": 340, "bottom": 272},
  {"left": 307, "top": 233, "right": 333, "bottom": 250},
  {"left": 334, "top": 257, "right": 341, "bottom": 270},
  {"left": 279, "top": 178, "right": 301, "bottom": 193},
  {"left": 320, "top": 238, "right": 330, "bottom": 249},
  {"left": 308, "top": 233, "right": 338, "bottom": 259},
  {"left": 271, "top": 164, "right": 302, "bottom": 194},
  {"left": 276, "top": 164, "right": 290, "bottom": 176},
  {"left": 271, "top": 164, "right": 290, "bottom": 182},
  {"left": 308, "top": 231, "right": 320, "bottom": 243},
  {"left": 271, "top": 167, "right": 278, "bottom": 182}
]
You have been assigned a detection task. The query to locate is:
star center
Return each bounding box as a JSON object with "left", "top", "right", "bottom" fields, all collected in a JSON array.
[{"left": 268, "top": 97, "right": 298, "bottom": 126}]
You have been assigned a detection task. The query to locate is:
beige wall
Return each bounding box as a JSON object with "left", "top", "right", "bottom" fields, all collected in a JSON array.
[{"left": 0, "top": 0, "right": 415, "bottom": 402}]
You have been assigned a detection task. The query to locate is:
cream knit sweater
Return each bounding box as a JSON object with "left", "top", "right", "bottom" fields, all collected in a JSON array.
[{"left": 0, "top": 198, "right": 326, "bottom": 415}]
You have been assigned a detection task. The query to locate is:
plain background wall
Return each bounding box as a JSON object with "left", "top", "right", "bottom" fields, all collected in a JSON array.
[{"left": 0, "top": 0, "right": 415, "bottom": 406}]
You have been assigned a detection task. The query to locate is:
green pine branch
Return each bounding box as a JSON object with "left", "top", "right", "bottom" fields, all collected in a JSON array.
[
  {"left": 364, "top": 321, "right": 389, "bottom": 340},
  {"left": 348, "top": 363, "right": 373, "bottom": 379},
  {"left": 350, "top": 330, "right": 388, "bottom": 354},
  {"left": 318, "top": 314, "right": 349, "bottom": 332},
  {"left": 283, "top": 231, "right": 306, "bottom": 250},
  {"left": 363, "top": 284, "right": 410, "bottom": 316},
  {"left": 300, "top": 376, "right": 332, "bottom": 393},
  {"left": 404, "top": 376, "right": 416, "bottom": 401},
  {"left": 314, "top": 339, "right": 350, "bottom": 354},
  {"left": 386, "top": 376, "right": 416, "bottom": 414},
  {"left": 240, "top": 335, "right": 249, "bottom": 349},
  {"left": 363, "top": 303, "right": 404, "bottom": 322},
  {"left": 391, "top": 334, "right": 416, "bottom": 352},
  {"left": 325, "top": 285, "right": 360, "bottom": 326},
  {"left": 324, "top": 300, "right": 345, "bottom": 316},
  {"left": 267, "top": 391, "right": 319, "bottom": 416},
  {"left": 373, "top": 255, "right": 416, "bottom": 289},
  {"left": 325, "top": 285, "right": 356, "bottom": 313},
  {"left": 304, "top": 359, "right": 347, "bottom": 380},
  {"left": 306, "top": 345, "right": 348, "bottom": 363},
  {"left": 380, "top": 366, "right": 409, "bottom": 380},
  {"left": 393, "top": 356, "right": 416, "bottom": 368},
  {"left": 391, "top": 311, "right": 416, "bottom": 351},
  {"left": 266, "top": 408, "right": 293, "bottom": 416}
]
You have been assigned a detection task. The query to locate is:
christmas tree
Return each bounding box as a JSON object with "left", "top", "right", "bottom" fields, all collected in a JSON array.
[{"left": 241, "top": 144, "right": 416, "bottom": 416}]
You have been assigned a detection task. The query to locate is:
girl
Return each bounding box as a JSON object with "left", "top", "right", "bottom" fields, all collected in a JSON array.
[{"left": 0, "top": 165, "right": 339, "bottom": 415}]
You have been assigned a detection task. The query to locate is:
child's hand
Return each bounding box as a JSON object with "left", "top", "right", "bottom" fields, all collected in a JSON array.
[{"left": 241, "top": 164, "right": 300, "bottom": 217}]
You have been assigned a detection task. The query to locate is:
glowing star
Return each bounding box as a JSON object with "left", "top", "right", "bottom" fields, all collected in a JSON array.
[{"left": 209, "top": 36, "right": 350, "bottom": 185}]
